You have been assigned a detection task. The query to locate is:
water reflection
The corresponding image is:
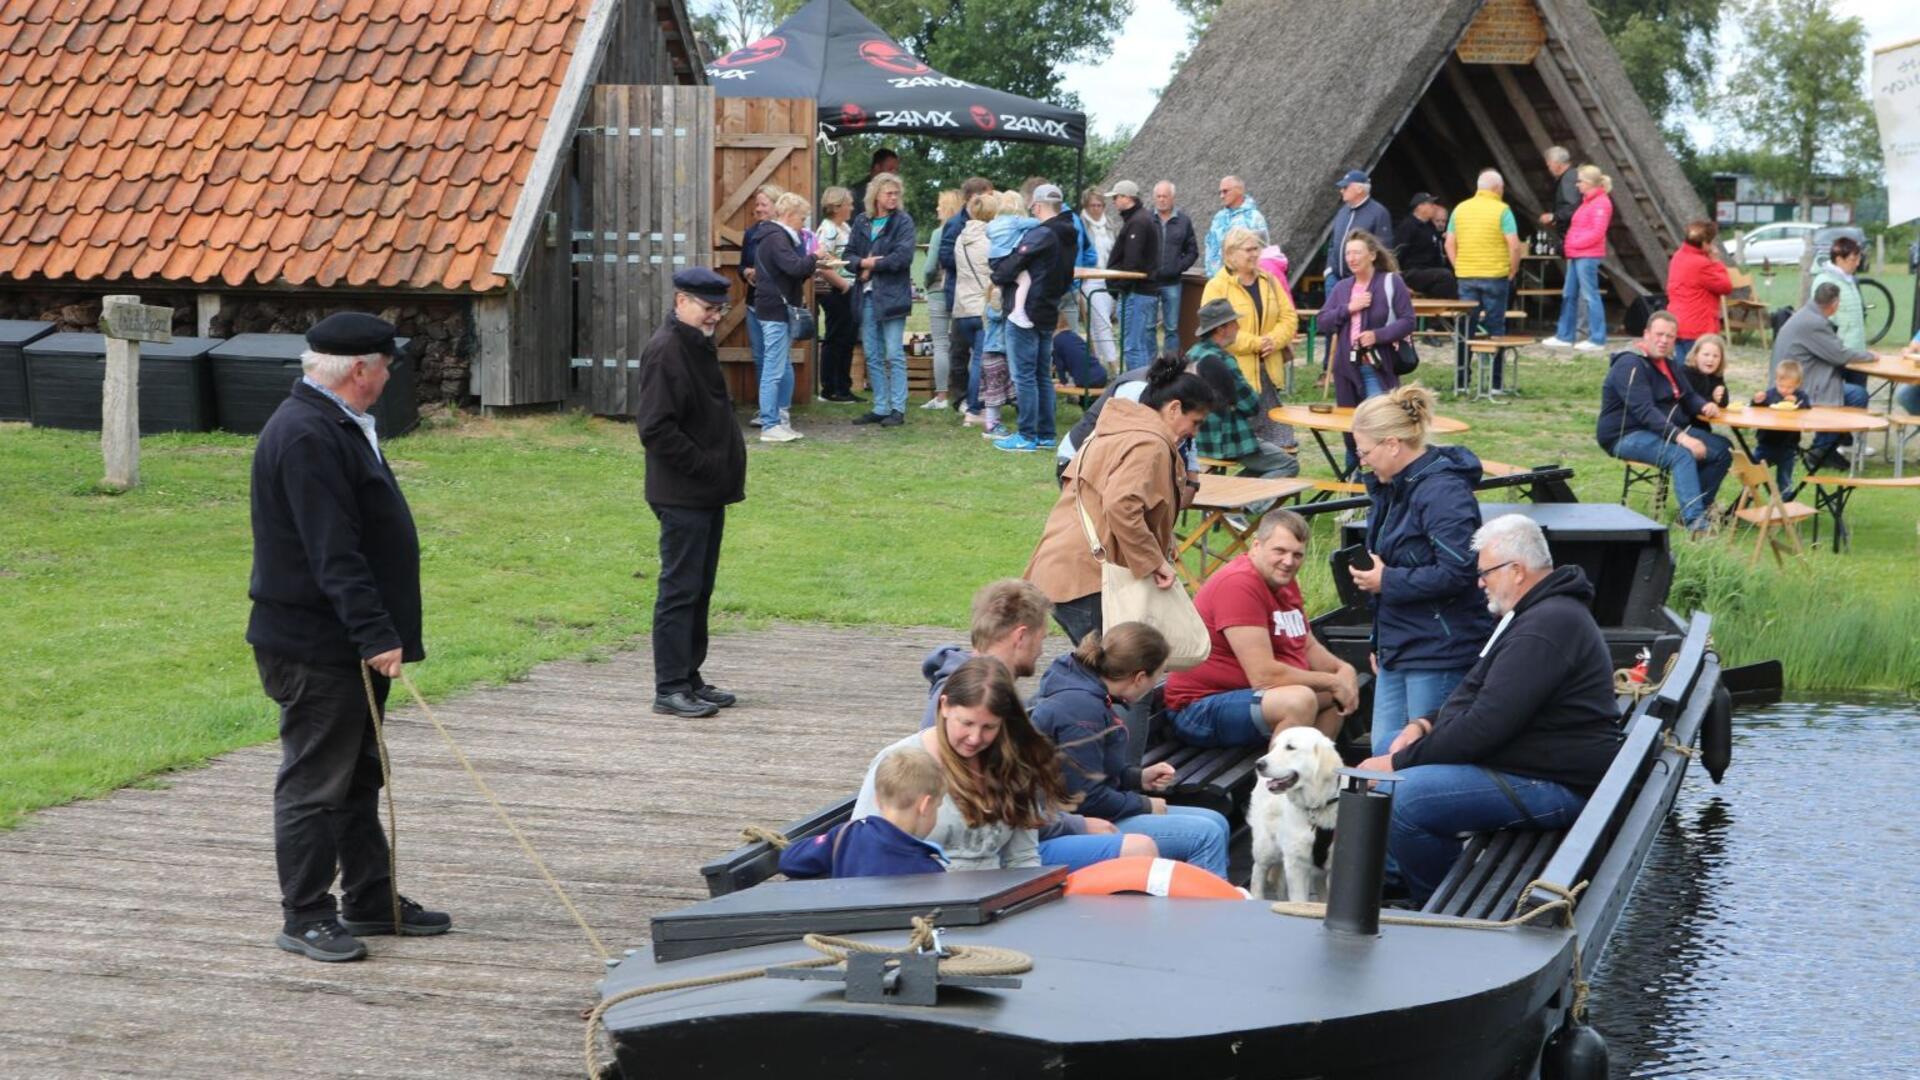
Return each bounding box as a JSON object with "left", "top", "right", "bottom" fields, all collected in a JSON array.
[{"left": 1589, "top": 696, "right": 1920, "bottom": 1076}]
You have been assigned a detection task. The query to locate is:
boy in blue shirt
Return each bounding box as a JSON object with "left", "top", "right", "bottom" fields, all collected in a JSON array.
[
  {"left": 1750, "top": 358, "right": 1812, "bottom": 493},
  {"left": 779, "top": 749, "right": 948, "bottom": 879}
]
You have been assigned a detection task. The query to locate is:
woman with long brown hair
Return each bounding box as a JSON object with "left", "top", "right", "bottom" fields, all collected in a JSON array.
[{"left": 852, "top": 656, "right": 1072, "bottom": 870}]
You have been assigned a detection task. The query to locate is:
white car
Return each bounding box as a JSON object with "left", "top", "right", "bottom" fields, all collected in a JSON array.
[{"left": 1729, "top": 222, "right": 1867, "bottom": 269}]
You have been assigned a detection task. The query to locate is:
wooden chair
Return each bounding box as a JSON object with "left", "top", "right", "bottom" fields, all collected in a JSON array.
[{"left": 1728, "top": 454, "right": 1816, "bottom": 565}]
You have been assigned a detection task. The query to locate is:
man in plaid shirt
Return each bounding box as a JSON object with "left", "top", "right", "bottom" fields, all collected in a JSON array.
[{"left": 1187, "top": 299, "right": 1299, "bottom": 478}]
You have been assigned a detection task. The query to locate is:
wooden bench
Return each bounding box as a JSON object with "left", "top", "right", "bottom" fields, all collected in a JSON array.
[
  {"left": 1055, "top": 383, "right": 1098, "bottom": 410},
  {"left": 1459, "top": 335, "right": 1534, "bottom": 399},
  {"left": 1888, "top": 413, "right": 1919, "bottom": 478},
  {"left": 1802, "top": 474, "right": 1920, "bottom": 553}
]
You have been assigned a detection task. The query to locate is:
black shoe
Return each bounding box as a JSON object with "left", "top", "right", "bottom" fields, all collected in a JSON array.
[
  {"left": 852, "top": 411, "right": 887, "bottom": 426},
  {"left": 821, "top": 392, "right": 855, "bottom": 403},
  {"left": 654, "top": 690, "right": 719, "bottom": 718},
  {"left": 692, "top": 686, "right": 737, "bottom": 708},
  {"left": 879, "top": 411, "right": 904, "bottom": 427},
  {"left": 846, "top": 392, "right": 866, "bottom": 403},
  {"left": 342, "top": 894, "right": 453, "bottom": 937},
  {"left": 276, "top": 918, "right": 367, "bottom": 962}
]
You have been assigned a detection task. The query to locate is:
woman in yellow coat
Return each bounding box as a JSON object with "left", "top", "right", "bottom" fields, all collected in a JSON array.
[{"left": 1200, "top": 226, "right": 1297, "bottom": 394}]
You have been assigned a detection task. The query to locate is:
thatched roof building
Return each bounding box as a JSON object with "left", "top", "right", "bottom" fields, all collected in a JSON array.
[{"left": 1110, "top": 0, "right": 1704, "bottom": 299}]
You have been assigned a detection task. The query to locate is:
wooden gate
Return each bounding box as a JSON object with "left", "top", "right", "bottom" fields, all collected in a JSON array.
[
  {"left": 714, "top": 98, "right": 816, "bottom": 405},
  {"left": 572, "top": 84, "right": 714, "bottom": 416}
]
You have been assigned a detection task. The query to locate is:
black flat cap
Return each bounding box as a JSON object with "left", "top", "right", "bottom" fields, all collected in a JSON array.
[
  {"left": 673, "top": 267, "right": 731, "bottom": 303},
  {"left": 307, "top": 312, "right": 398, "bottom": 356},
  {"left": 1408, "top": 191, "right": 1442, "bottom": 210}
]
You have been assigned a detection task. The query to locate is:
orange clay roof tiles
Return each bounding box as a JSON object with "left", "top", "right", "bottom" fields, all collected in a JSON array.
[{"left": 0, "top": 0, "right": 595, "bottom": 291}]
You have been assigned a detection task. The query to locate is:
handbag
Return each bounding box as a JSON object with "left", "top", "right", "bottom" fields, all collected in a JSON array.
[
  {"left": 786, "top": 302, "right": 817, "bottom": 342},
  {"left": 1071, "top": 438, "right": 1212, "bottom": 671},
  {"left": 1380, "top": 273, "right": 1419, "bottom": 376}
]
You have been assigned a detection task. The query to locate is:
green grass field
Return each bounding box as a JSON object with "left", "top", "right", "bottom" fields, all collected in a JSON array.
[{"left": 2, "top": 336, "right": 1916, "bottom": 828}]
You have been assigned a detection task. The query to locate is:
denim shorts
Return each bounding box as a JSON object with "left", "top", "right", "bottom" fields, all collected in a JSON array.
[{"left": 1169, "top": 688, "right": 1271, "bottom": 748}]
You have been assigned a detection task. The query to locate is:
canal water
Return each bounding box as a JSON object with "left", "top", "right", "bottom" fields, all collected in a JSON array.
[{"left": 1587, "top": 695, "right": 1920, "bottom": 1077}]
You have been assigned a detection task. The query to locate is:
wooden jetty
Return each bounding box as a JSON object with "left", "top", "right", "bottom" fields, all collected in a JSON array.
[{"left": 0, "top": 624, "right": 947, "bottom": 1078}]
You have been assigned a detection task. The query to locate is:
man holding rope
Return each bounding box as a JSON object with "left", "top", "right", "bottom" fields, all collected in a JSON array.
[{"left": 248, "top": 312, "right": 449, "bottom": 962}]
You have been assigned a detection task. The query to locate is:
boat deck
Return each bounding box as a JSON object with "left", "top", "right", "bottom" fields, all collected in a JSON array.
[{"left": 0, "top": 623, "right": 928, "bottom": 1079}]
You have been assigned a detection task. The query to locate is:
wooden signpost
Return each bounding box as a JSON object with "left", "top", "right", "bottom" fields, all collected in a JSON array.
[{"left": 97, "top": 294, "right": 174, "bottom": 491}]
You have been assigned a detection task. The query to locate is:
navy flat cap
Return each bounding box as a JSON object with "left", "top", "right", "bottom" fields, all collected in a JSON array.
[
  {"left": 306, "top": 312, "right": 398, "bottom": 356},
  {"left": 672, "top": 267, "right": 732, "bottom": 302}
]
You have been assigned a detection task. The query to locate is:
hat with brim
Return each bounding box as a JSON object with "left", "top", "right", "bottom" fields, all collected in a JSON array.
[
  {"left": 1195, "top": 298, "right": 1240, "bottom": 336},
  {"left": 1408, "top": 191, "right": 1441, "bottom": 211},
  {"left": 1103, "top": 180, "right": 1140, "bottom": 200},
  {"left": 672, "top": 266, "right": 732, "bottom": 303},
  {"left": 306, "top": 312, "right": 397, "bottom": 357},
  {"left": 1335, "top": 169, "right": 1370, "bottom": 189}
]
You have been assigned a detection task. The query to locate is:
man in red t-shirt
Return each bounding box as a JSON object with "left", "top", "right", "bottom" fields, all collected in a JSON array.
[{"left": 1163, "top": 511, "right": 1359, "bottom": 746}]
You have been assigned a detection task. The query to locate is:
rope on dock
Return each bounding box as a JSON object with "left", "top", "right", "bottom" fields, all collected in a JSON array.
[
  {"left": 740, "top": 825, "right": 793, "bottom": 850},
  {"left": 582, "top": 913, "right": 1033, "bottom": 1080}
]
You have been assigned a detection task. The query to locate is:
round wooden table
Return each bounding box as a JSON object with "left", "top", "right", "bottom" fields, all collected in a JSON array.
[
  {"left": 1846, "top": 355, "right": 1920, "bottom": 385},
  {"left": 1269, "top": 404, "right": 1471, "bottom": 481},
  {"left": 1716, "top": 403, "right": 1888, "bottom": 478}
]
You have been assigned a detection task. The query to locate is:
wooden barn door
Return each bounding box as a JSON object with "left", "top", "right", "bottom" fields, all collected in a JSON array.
[
  {"left": 572, "top": 84, "right": 714, "bottom": 416},
  {"left": 714, "top": 98, "right": 816, "bottom": 405}
]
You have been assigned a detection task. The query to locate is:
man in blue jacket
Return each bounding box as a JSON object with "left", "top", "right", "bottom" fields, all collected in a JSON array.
[
  {"left": 1595, "top": 310, "right": 1729, "bottom": 534},
  {"left": 1360, "top": 515, "right": 1623, "bottom": 903},
  {"left": 248, "top": 312, "right": 450, "bottom": 962},
  {"left": 1325, "top": 169, "right": 1394, "bottom": 285},
  {"left": 990, "top": 185, "right": 1066, "bottom": 452}
]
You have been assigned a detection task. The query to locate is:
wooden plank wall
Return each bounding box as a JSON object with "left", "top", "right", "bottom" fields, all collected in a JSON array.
[
  {"left": 713, "top": 97, "right": 816, "bottom": 407},
  {"left": 572, "top": 84, "right": 715, "bottom": 417},
  {"left": 479, "top": 161, "right": 575, "bottom": 410},
  {"left": 602, "top": 0, "right": 677, "bottom": 85}
]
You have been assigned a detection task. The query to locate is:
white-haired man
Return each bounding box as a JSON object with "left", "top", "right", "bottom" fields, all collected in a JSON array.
[
  {"left": 1205, "top": 175, "right": 1268, "bottom": 277},
  {"left": 1150, "top": 180, "right": 1199, "bottom": 355},
  {"left": 249, "top": 312, "right": 450, "bottom": 962},
  {"left": 1325, "top": 169, "right": 1393, "bottom": 285},
  {"left": 1358, "top": 513, "right": 1623, "bottom": 904},
  {"left": 1537, "top": 145, "right": 1579, "bottom": 235},
  {"left": 1444, "top": 169, "right": 1525, "bottom": 391}
]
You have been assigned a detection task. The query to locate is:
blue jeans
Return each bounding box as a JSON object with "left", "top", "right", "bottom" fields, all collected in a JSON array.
[
  {"left": 1155, "top": 282, "right": 1183, "bottom": 355},
  {"left": 746, "top": 315, "right": 764, "bottom": 383},
  {"left": 1122, "top": 291, "right": 1158, "bottom": 367},
  {"left": 1388, "top": 764, "right": 1587, "bottom": 904},
  {"left": 1556, "top": 257, "right": 1605, "bottom": 345},
  {"left": 1611, "top": 428, "right": 1732, "bottom": 530},
  {"left": 860, "top": 302, "right": 907, "bottom": 417},
  {"left": 983, "top": 304, "right": 1006, "bottom": 354},
  {"left": 1810, "top": 383, "right": 1871, "bottom": 461},
  {"left": 1118, "top": 806, "right": 1231, "bottom": 878},
  {"left": 1371, "top": 666, "right": 1471, "bottom": 755},
  {"left": 1007, "top": 321, "right": 1057, "bottom": 442},
  {"left": 952, "top": 315, "right": 984, "bottom": 410},
  {"left": 1898, "top": 383, "right": 1920, "bottom": 416},
  {"left": 1038, "top": 832, "right": 1125, "bottom": 870},
  {"left": 1457, "top": 277, "right": 1511, "bottom": 386},
  {"left": 1169, "top": 688, "right": 1270, "bottom": 748},
  {"left": 755, "top": 317, "right": 793, "bottom": 429},
  {"left": 1673, "top": 338, "right": 1695, "bottom": 366},
  {"left": 1751, "top": 440, "right": 1799, "bottom": 493}
]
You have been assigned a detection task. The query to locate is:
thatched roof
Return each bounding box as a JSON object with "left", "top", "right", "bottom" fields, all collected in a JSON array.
[{"left": 1110, "top": 0, "right": 1706, "bottom": 293}]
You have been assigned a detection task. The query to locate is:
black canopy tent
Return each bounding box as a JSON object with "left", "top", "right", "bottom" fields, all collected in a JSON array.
[{"left": 706, "top": 0, "right": 1088, "bottom": 187}]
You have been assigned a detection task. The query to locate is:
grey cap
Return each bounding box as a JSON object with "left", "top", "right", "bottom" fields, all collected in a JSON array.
[
  {"left": 1030, "top": 183, "right": 1065, "bottom": 206},
  {"left": 1103, "top": 180, "right": 1140, "bottom": 200},
  {"left": 1196, "top": 298, "right": 1239, "bottom": 336}
]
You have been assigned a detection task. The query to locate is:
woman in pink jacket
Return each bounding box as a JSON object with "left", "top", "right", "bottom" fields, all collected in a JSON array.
[{"left": 1545, "top": 165, "right": 1614, "bottom": 352}]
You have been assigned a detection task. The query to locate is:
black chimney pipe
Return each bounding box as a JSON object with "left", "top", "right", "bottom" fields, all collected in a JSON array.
[{"left": 1324, "top": 767, "right": 1400, "bottom": 936}]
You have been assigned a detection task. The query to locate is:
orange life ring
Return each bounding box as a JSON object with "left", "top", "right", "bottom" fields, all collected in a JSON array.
[{"left": 1062, "top": 856, "right": 1245, "bottom": 900}]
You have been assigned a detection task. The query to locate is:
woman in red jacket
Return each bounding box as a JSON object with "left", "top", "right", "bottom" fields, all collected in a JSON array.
[{"left": 1666, "top": 219, "right": 1733, "bottom": 366}]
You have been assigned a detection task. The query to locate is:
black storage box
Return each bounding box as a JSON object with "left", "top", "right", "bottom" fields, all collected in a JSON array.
[
  {"left": 23, "top": 333, "right": 220, "bottom": 433},
  {"left": 208, "top": 333, "right": 419, "bottom": 438},
  {"left": 649, "top": 866, "right": 1068, "bottom": 961},
  {"left": 0, "top": 320, "right": 55, "bottom": 421}
]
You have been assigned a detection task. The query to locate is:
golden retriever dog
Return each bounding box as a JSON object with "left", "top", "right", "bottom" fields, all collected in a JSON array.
[{"left": 1248, "top": 726, "right": 1343, "bottom": 902}]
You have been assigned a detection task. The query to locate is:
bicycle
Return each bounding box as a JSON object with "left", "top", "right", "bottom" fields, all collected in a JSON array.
[{"left": 1857, "top": 275, "right": 1897, "bottom": 345}]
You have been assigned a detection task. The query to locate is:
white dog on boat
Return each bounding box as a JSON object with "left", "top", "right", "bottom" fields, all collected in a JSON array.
[{"left": 1249, "top": 726, "right": 1343, "bottom": 902}]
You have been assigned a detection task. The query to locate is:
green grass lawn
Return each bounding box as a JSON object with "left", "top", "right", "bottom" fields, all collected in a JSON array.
[{"left": 2, "top": 338, "right": 1917, "bottom": 827}]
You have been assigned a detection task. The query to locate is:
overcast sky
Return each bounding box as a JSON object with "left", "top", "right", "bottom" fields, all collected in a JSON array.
[{"left": 1060, "top": 0, "right": 1920, "bottom": 144}]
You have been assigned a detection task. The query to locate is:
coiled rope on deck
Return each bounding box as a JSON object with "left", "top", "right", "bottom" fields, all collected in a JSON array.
[
  {"left": 1270, "top": 879, "right": 1593, "bottom": 1022},
  {"left": 581, "top": 913, "right": 1033, "bottom": 1080}
]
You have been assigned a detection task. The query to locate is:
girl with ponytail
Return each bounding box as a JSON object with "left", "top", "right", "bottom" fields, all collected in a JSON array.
[{"left": 1029, "top": 622, "right": 1232, "bottom": 876}]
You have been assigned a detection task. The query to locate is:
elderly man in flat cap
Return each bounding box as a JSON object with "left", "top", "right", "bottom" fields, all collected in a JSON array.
[
  {"left": 634, "top": 267, "right": 748, "bottom": 719},
  {"left": 248, "top": 311, "right": 448, "bottom": 962}
]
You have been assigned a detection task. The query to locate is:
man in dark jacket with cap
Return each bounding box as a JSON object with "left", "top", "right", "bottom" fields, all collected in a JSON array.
[
  {"left": 249, "top": 311, "right": 449, "bottom": 962},
  {"left": 635, "top": 267, "right": 748, "bottom": 718},
  {"left": 1102, "top": 179, "right": 1161, "bottom": 368},
  {"left": 1325, "top": 169, "right": 1394, "bottom": 285},
  {"left": 1393, "top": 193, "right": 1458, "bottom": 299},
  {"left": 1360, "top": 514, "right": 1623, "bottom": 904}
]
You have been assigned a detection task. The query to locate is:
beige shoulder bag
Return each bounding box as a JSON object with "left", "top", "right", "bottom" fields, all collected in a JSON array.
[{"left": 1071, "top": 436, "right": 1212, "bottom": 670}]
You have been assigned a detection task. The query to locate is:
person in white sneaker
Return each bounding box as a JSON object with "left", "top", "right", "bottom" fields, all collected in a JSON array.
[{"left": 750, "top": 192, "right": 818, "bottom": 443}]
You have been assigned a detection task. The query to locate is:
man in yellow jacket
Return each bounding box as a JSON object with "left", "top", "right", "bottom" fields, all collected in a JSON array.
[{"left": 1444, "top": 169, "right": 1525, "bottom": 392}]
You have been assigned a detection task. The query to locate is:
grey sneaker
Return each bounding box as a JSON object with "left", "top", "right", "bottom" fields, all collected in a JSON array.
[{"left": 277, "top": 918, "right": 367, "bottom": 962}]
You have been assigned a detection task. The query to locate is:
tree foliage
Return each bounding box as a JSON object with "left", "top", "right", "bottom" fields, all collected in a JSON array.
[
  {"left": 1588, "top": 0, "right": 1724, "bottom": 125},
  {"left": 1718, "top": 0, "right": 1877, "bottom": 213}
]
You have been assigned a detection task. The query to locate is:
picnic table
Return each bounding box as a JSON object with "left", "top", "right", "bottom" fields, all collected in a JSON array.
[
  {"left": 1172, "top": 474, "right": 1317, "bottom": 587},
  {"left": 1847, "top": 355, "right": 1920, "bottom": 476},
  {"left": 1268, "top": 404, "right": 1471, "bottom": 483},
  {"left": 1717, "top": 404, "right": 1893, "bottom": 551}
]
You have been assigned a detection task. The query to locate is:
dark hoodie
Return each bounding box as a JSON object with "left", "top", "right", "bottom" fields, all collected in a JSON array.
[
  {"left": 1363, "top": 444, "right": 1496, "bottom": 670},
  {"left": 919, "top": 645, "right": 972, "bottom": 731},
  {"left": 777, "top": 816, "right": 947, "bottom": 879},
  {"left": 1392, "top": 565, "right": 1624, "bottom": 791},
  {"left": 1029, "top": 653, "right": 1150, "bottom": 821}
]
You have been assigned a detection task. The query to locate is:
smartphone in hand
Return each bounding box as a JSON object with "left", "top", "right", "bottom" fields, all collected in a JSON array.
[{"left": 1339, "top": 543, "right": 1374, "bottom": 572}]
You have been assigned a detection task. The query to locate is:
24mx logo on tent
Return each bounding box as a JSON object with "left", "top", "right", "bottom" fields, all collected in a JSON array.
[
  {"left": 969, "top": 106, "right": 997, "bottom": 132},
  {"left": 873, "top": 109, "right": 958, "bottom": 129},
  {"left": 839, "top": 103, "right": 868, "bottom": 129},
  {"left": 857, "top": 39, "right": 931, "bottom": 76},
  {"left": 713, "top": 35, "right": 785, "bottom": 67},
  {"left": 998, "top": 114, "right": 1070, "bottom": 139}
]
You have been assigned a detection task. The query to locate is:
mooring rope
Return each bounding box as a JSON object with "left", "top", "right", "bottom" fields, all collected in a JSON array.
[
  {"left": 361, "top": 662, "right": 611, "bottom": 962},
  {"left": 1270, "top": 878, "right": 1593, "bottom": 1022},
  {"left": 1613, "top": 651, "right": 1679, "bottom": 699},
  {"left": 581, "top": 913, "right": 1033, "bottom": 1080},
  {"left": 359, "top": 664, "right": 404, "bottom": 937},
  {"left": 739, "top": 825, "right": 792, "bottom": 850}
]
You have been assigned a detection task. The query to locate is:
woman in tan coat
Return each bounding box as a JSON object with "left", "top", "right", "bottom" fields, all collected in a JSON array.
[{"left": 1025, "top": 356, "right": 1218, "bottom": 643}]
